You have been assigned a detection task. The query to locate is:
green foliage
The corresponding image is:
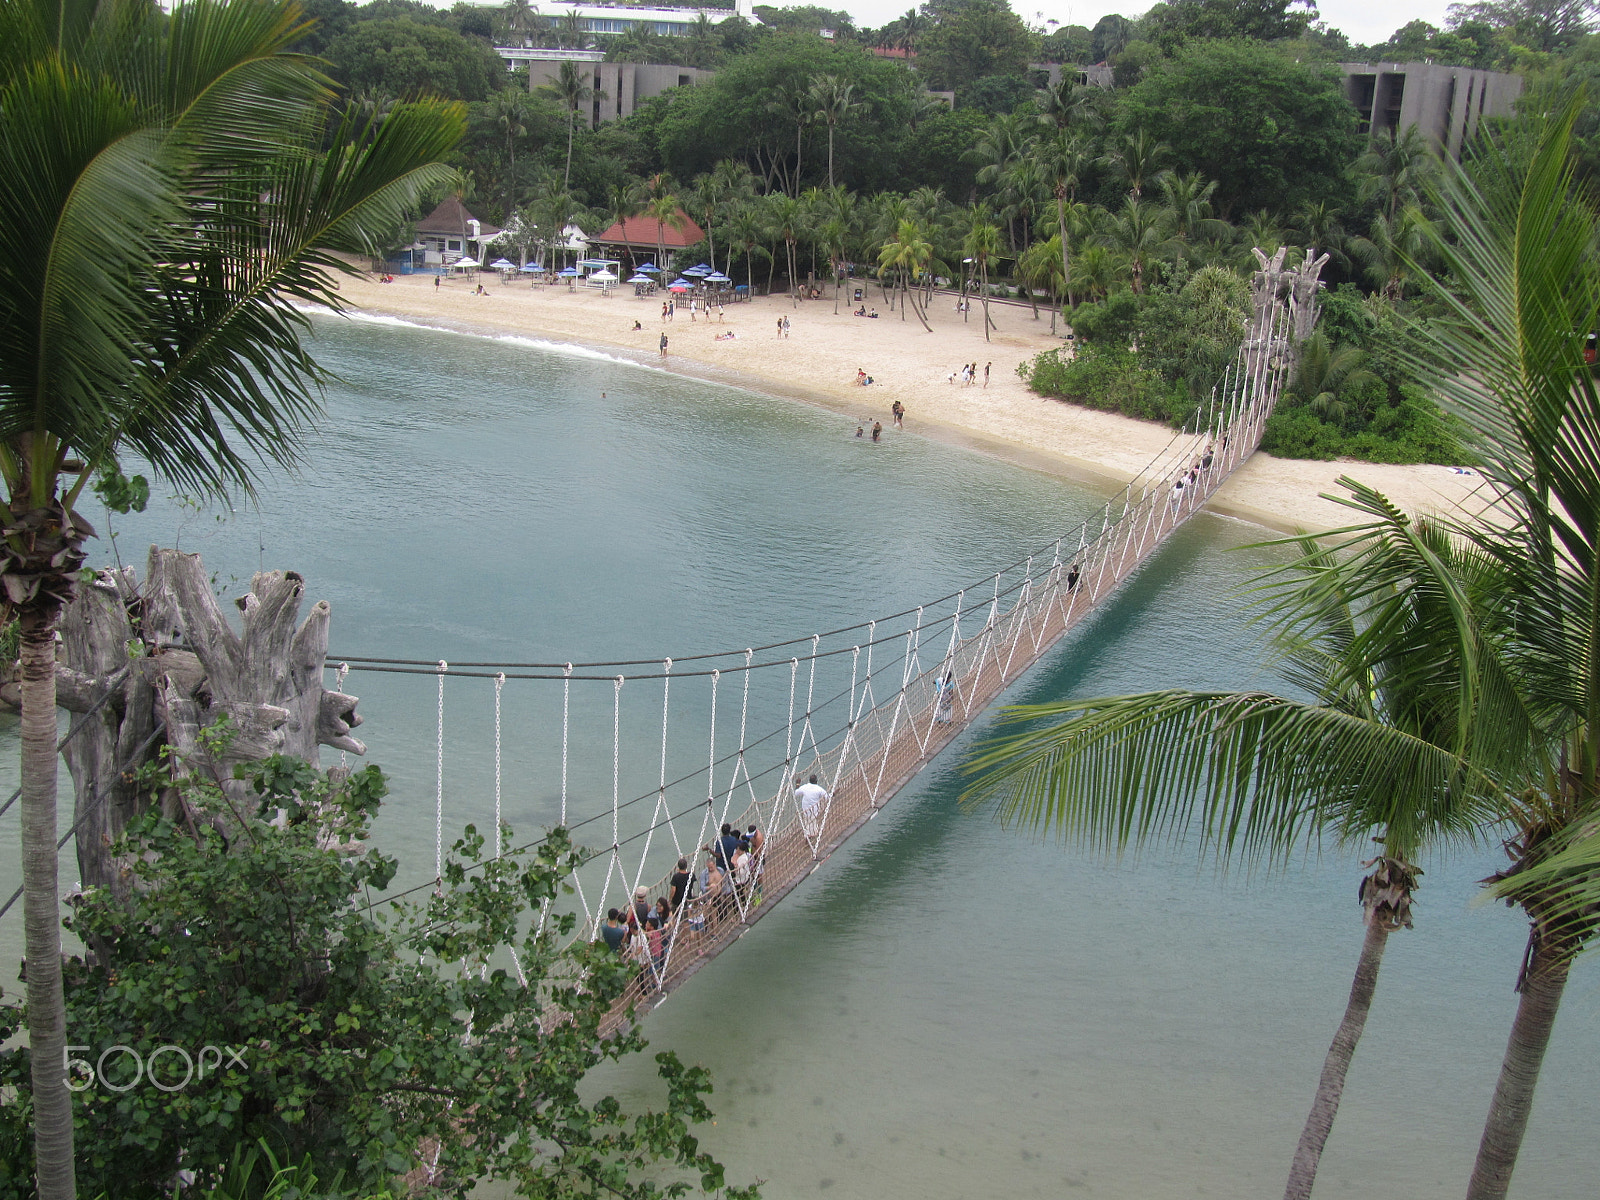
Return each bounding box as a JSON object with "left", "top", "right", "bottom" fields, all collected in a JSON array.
[
  {"left": 1143, "top": 0, "right": 1319, "bottom": 49},
  {"left": 1115, "top": 39, "right": 1362, "bottom": 219},
  {"left": 959, "top": 72, "right": 1036, "bottom": 115},
  {"left": 915, "top": 0, "right": 1039, "bottom": 93},
  {"left": 0, "top": 757, "right": 756, "bottom": 1199},
  {"left": 1067, "top": 291, "right": 1143, "bottom": 346},
  {"left": 91, "top": 466, "right": 149, "bottom": 516},
  {"left": 323, "top": 17, "right": 509, "bottom": 102},
  {"left": 1019, "top": 342, "right": 1189, "bottom": 425},
  {"left": 1135, "top": 264, "right": 1251, "bottom": 399}
]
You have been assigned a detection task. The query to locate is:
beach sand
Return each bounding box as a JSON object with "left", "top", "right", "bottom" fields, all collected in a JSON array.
[{"left": 336, "top": 268, "right": 1487, "bottom": 534}]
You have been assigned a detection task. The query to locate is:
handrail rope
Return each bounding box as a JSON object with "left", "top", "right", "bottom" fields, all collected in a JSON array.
[
  {"left": 0, "top": 722, "right": 167, "bottom": 922},
  {"left": 343, "top": 330, "right": 1299, "bottom": 922},
  {"left": 0, "top": 664, "right": 133, "bottom": 822},
  {"left": 329, "top": 410, "right": 1211, "bottom": 673},
  {"left": 434, "top": 660, "right": 447, "bottom": 885}
]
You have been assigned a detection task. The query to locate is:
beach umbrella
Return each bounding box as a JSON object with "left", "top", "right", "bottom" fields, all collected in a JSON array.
[
  {"left": 636, "top": 262, "right": 660, "bottom": 273},
  {"left": 489, "top": 258, "right": 515, "bottom": 269},
  {"left": 690, "top": 263, "right": 712, "bottom": 273},
  {"left": 705, "top": 272, "right": 731, "bottom": 283},
  {"left": 519, "top": 262, "right": 543, "bottom": 273},
  {"left": 453, "top": 257, "right": 480, "bottom": 269},
  {"left": 682, "top": 265, "right": 709, "bottom": 277},
  {"left": 589, "top": 269, "right": 619, "bottom": 282},
  {"left": 627, "top": 274, "right": 653, "bottom": 284},
  {"left": 668, "top": 280, "right": 691, "bottom": 292},
  {"left": 557, "top": 267, "right": 579, "bottom": 277}
]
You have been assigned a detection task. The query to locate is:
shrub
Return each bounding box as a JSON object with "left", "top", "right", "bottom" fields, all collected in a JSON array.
[{"left": 1020, "top": 343, "right": 1188, "bottom": 425}]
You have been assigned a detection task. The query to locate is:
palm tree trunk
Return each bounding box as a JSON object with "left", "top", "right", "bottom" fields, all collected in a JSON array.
[
  {"left": 980, "top": 260, "right": 992, "bottom": 342},
  {"left": 827, "top": 126, "right": 835, "bottom": 189},
  {"left": 20, "top": 603, "right": 76, "bottom": 1200},
  {"left": 1284, "top": 919, "right": 1389, "bottom": 1200},
  {"left": 564, "top": 110, "right": 575, "bottom": 187},
  {"left": 1465, "top": 932, "right": 1574, "bottom": 1200},
  {"left": 905, "top": 281, "right": 933, "bottom": 332}
]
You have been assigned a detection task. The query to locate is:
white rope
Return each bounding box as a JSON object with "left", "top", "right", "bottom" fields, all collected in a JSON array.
[
  {"left": 435, "top": 660, "right": 447, "bottom": 883},
  {"left": 560, "top": 663, "right": 572, "bottom": 825},
  {"left": 493, "top": 672, "right": 505, "bottom": 859},
  {"left": 334, "top": 662, "right": 350, "bottom": 768},
  {"left": 658, "top": 658, "right": 679, "bottom": 858}
]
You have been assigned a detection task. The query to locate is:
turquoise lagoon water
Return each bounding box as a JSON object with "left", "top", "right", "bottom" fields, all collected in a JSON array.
[{"left": 0, "top": 312, "right": 1593, "bottom": 1198}]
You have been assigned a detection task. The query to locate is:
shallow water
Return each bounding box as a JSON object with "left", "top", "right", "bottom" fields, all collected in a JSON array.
[{"left": 0, "top": 312, "right": 1592, "bottom": 1198}]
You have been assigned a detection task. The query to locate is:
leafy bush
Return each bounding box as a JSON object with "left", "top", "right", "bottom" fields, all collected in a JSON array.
[{"left": 1020, "top": 343, "right": 1190, "bottom": 425}]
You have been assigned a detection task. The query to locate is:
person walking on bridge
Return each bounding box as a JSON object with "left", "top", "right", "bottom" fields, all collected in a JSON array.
[{"left": 795, "top": 774, "right": 829, "bottom": 838}]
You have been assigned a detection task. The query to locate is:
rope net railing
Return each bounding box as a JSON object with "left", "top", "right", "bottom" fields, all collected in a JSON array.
[{"left": 320, "top": 248, "right": 1317, "bottom": 1028}]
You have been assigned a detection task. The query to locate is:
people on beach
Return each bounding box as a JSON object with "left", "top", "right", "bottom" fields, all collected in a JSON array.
[
  {"left": 795, "top": 774, "right": 828, "bottom": 838},
  {"left": 474, "top": 283, "right": 488, "bottom": 295},
  {"left": 983, "top": 362, "right": 991, "bottom": 387},
  {"left": 659, "top": 332, "right": 668, "bottom": 357},
  {"left": 782, "top": 315, "right": 791, "bottom": 337},
  {"left": 662, "top": 301, "right": 668, "bottom": 322},
  {"left": 715, "top": 331, "right": 737, "bottom": 341},
  {"left": 855, "top": 421, "right": 865, "bottom": 438},
  {"left": 632, "top": 320, "right": 642, "bottom": 330},
  {"left": 892, "top": 400, "right": 904, "bottom": 427},
  {"left": 871, "top": 420, "right": 882, "bottom": 441},
  {"left": 434, "top": 274, "right": 440, "bottom": 289}
]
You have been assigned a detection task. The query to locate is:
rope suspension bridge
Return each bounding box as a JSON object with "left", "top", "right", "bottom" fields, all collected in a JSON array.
[{"left": 318, "top": 250, "right": 1328, "bottom": 1023}]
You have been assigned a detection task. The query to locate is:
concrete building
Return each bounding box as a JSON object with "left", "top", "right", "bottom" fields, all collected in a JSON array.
[
  {"left": 1338, "top": 62, "right": 1523, "bottom": 157},
  {"left": 502, "top": 50, "right": 714, "bottom": 127}
]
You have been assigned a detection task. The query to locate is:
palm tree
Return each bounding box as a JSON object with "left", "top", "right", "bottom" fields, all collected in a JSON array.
[
  {"left": 768, "top": 194, "right": 807, "bottom": 305},
  {"left": 962, "top": 209, "right": 1003, "bottom": 340},
  {"left": 877, "top": 220, "right": 935, "bottom": 331},
  {"left": 1284, "top": 330, "right": 1379, "bottom": 426},
  {"left": 558, "top": 6, "right": 589, "bottom": 50},
  {"left": 645, "top": 192, "right": 684, "bottom": 281},
  {"left": 545, "top": 59, "right": 596, "bottom": 187},
  {"left": 1357, "top": 125, "right": 1437, "bottom": 224},
  {"left": 1035, "top": 76, "right": 1102, "bottom": 134},
  {"left": 1406, "top": 98, "right": 1600, "bottom": 1200},
  {"left": 1351, "top": 204, "right": 1436, "bottom": 303},
  {"left": 723, "top": 202, "right": 769, "bottom": 297},
  {"left": 487, "top": 88, "right": 531, "bottom": 221},
  {"left": 1018, "top": 236, "right": 1066, "bottom": 332},
  {"left": 1095, "top": 198, "right": 1179, "bottom": 294},
  {"left": 962, "top": 506, "right": 1515, "bottom": 1200},
  {"left": 0, "top": 3, "right": 460, "bottom": 1194},
  {"left": 1157, "top": 171, "right": 1230, "bottom": 249},
  {"left": 502, "top": 0, "right": 542, "bottom": 46},
  {"left": 603, "top": 182, "right": 641, "bottom": 269},
  {"left": 1035, "top": 130, "right": 1090, "bottom": 302},
  {"left": 808, "top": 74, "right": 859, "bottom": 190},
  {"left": 1107, "top": 127, "right": 1170, "bottom": 200},
  {"left": 897, "top": 6, "right": 923, "bottom": 55}
]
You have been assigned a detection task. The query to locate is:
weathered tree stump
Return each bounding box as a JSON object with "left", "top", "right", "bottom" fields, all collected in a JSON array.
[{"left": 55, "top": 547, "right": 364, "bottom": 897}]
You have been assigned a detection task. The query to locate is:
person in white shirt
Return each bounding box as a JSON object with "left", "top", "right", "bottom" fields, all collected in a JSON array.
[{"left": 795, "top": 773, "right": 829, "bottom": 838}]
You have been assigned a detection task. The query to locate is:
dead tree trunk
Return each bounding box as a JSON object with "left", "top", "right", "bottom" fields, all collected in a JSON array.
[{"left": 54, "top": 547, "right": 364, "bottom": 898}]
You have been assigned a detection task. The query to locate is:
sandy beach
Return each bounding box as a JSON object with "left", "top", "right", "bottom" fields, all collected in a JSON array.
[{"left": 334, "top": 267, "right": 1486, "bottom": 534}]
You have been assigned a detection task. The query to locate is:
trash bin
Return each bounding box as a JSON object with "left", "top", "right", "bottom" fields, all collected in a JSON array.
[{"left": 853, "top": 287, "right": 863, "bottom": 302}]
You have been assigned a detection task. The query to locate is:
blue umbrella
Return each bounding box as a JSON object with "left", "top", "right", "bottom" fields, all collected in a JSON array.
[
  {"left": 636, "top": 262, "right": 661, "bottom": 273},
  {"left": 691, "top": 263, "right": 712, "bottom": 272},
  {"left": 704, "top": 272, "right": 731, "bottom": 283},
  {"left": 519, "top": 262, "right": 543, "bottom": 273},
  {"left": 557, "top": 267, "right": 580, "bottom": 277},
  {"left": 682, "top": 265, "right": 710, "bottom": 277}
]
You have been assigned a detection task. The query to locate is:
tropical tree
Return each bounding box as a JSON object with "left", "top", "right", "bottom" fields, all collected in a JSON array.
[
  {"left": 1107, "top": 127, "right": 1170, "bottom": 200},
  {"left": 877, "top": 220, "right": 935, "bottom": 331},
  {"left": 769, "top": 193, "right": 806, "bottom": 305},
  {"left": 1408, "top": 97, "right": 1600, "bottom": 1200},
  {"left": 723, "top": 202, "right": 770, "bottom": 297},
  {"left": 502, "top": 0, "right": 542, "bottom": 46},
  {"left": 808, "top": 74, "right": 859, "bottom": 189},
  {"left": 604, "top": 181, "right": 641, "bottom": 269},
  {"left": 1351, "top": 205, "right": 1438, "bottom": 303},
  {"left": 1284, "top": 330, "right": 1380, "bottom": 426},
  {"left": 545, "top": 58, "right": 596, "bottom": 186},
  {"left": 1357, "top": 124, "right": 1439, "bottom": 223},
  {"left": 961, "top": 498, "right": 1515, "bottom": 1200},
  {"left": 486, "top": 88, "right": 531, "bottom": 220},
  {"left": 1096, "top": 198, "right": 1179, "bottom": 294},
  {"left": 897, "top": 5, "right": 924, "bottom": 55},
  {"left": 1036, "top": 131, "right": 1092, "bottom": 309},
  {"left": 1018, "top": 235, "right": 1067, "bottom": 332},
  {"left": 962, "top": 209, "right": 1003, "bottom": 340},
  {"left": 646, "top": 192, "right": 685, "bottom": 281},
  {"left": 0, "top": 1, "right": 462, "bottom": 1195}
]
